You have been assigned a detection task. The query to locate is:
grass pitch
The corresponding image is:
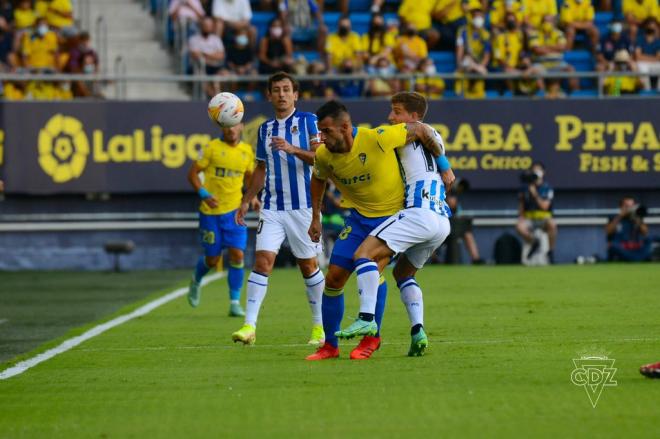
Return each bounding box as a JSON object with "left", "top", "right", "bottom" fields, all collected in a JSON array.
[{"left": 1, "top": 264, "right": 659, "bottom": 438}]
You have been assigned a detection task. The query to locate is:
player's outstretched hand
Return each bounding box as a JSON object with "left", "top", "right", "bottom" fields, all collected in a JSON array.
[
  {"left": 235, "top": 201, "right": 249, "bottom": 226},
  {"left": 204, "top": 196, "right": 219, "bottom": 209},
  {"left": 308, "top": 218, "right": 322, "bottom": 243},
  {"left": 271, "top": 137, "right": 294, "bottom": 154},
  {"left": 441, "top": 169, "right": 455, "bottom": 193}
]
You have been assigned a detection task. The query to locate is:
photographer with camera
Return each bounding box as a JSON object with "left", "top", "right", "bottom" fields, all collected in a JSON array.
[
  {"left": 606, "top": 196, "right": 651, "bottom": 262},
  {"left": 516, "top": 161, "right": 557, "bottom": 263}
]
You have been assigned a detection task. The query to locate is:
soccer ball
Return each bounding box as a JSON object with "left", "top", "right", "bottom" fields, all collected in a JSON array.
[{"left": 207, "top": 92, "right": 244, "bottom": 127}]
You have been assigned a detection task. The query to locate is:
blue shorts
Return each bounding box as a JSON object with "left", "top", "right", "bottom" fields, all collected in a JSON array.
[
  {"left": 199, "top": 210, "right": 247, "bottom": 257},
  {"left": 329, "top": 209, "right": 390, "bottom": 272}
]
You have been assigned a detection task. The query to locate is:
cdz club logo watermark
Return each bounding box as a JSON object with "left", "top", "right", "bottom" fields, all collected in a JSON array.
[{"left": 571, "top": 356, "right": 618, "bottom": 407}]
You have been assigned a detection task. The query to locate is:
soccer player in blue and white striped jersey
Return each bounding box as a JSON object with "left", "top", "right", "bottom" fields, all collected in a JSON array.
[
  {"left": 341, "top": 92, "right": 454, "bottom": 357},
  {"left": 232, "top": 72, "right": 325, "bottom": 346}
]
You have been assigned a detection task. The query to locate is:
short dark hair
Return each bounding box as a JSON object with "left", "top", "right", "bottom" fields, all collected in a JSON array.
[
  {"left": 619, "top": 195, "right": 635, "bottom": 206},
  {"left": 391, "top": 92, "right": 428, "bottom": 119},
  {"left": 532, "top": 161, "right": 545, "bottom": 170},
  {"left": 267, "top": 71, "right": 299, "bottom": 93},
  {"left": 316, "top": 100, "right": 349, "bottom": 122}
]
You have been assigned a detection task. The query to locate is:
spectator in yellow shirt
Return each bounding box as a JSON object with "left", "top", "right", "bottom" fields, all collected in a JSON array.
[
  {"left": 325, "top": 15, "right": 363, "bottom": 71},
  {"left": 431, "top": 0, "right": 467, "bottom": 50},
  {"left": 455, "top": 6, "right": 490, "bottom": 99},
  {"left": 46, "top": 0, "right": 74, "bottom": 30},
  {"left": 361, "top": 13, "right": 397, "bottom": 66},
  {"left": 14, "top": 0, "right": 36, "bottom": 30},
  {"left": 398, "top": 0, "right": 434, "bottom": 34},
  {"left": 414, "top": 57, "right": 445, "bottom": 98},
  {"left": 560, "top": 0, "right": 600, "bottom": 50},
  {"left": 529, "top": 14, "right": 579, "bottom": 92},
  {"left": 492, "top": 12, "right": 525, "bottom": 92},
  {"left": 394, "top": 23, "right": 429, "bottom": 72},
  {"left": 20, "top": 18, "right": 59, "bottom": 71},
  {"left": 603, "top": 49, "right": 643, "bottom": 94},
  {"left": 523, "top": 0, "right": 558, "bottom": 30},
  {"left": 623, "top": 0, "right": 659, "bottom": 38},
  {"left": 490, "top": 0, "right": 524, "bottom": 31}
]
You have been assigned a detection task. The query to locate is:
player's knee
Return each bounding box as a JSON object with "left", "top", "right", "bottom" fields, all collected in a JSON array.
[
  {"left": 297, "top": 258, "right": 319, "bottom": 277},
  {"left": 228, "top": 249, "right": 244, "bottom": 265},
  {"left": 205, "top": 255, "right": 221, "bottom": 267},
  {"left": 324, "top": 266, "right": 348, "bottom": 290},
  {"left": 253, "top": 252, "right": 275, "bottom": 275}
]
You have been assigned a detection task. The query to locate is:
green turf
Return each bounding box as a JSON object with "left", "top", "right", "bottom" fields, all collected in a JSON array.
[
  {"left": 0, "top": 270, "right": 188, "bottom": 363},
  {"left": 1, "top": 265, "right": 660, "bottom": 438}
]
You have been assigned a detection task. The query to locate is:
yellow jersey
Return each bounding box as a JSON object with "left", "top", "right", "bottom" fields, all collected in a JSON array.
[
  {"left": 560, "top": 0, "right": 595, "bottom": 24},
  {"left": 523, "top": 0, "right": 558, "bottom": 29},
  {"left": 21, "top": 31, "right": 59, "bottom": 69},
  {"left": 47, "top": 0, "right": 74, "bottom": 28},
  {"left": 623, "top": 0, "right": 659, "bottom": 22},
  {"left": 326, "top": 32, "right": 363, "bottom": 69},
  {"left": 415, "top": 77, "right": 446, "bottom": 98},
  {"left": 313, "top": 125, "right": 407, "bottom": 217},
  {"left": 490, "top": 0, "right": 524, "bottom": 28},
  {"left": 197, "top": 139, "right": 255, "bottom": 215},
  {"left": 398, "top": 0, "right": 434, "bottom": 31},
  {"left": 361, "top": 31, "right": 397, "bottom": 60},
  {"left": 493, "top": 29, "right": 524, "bottom": 68},
  {"left": 433, "top": 0, "right": 465, "bottom": 24},
  {"left": 14, "top": 8, "right": 36, "bottom": 29}
]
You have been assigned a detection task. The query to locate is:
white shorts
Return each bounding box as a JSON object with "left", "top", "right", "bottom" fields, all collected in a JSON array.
[
  {"left": 370, "top": 208, "right": 451, "bottom": 269},
  {"left": 255, "top": 208, "right": 322, "bottom": 259}
]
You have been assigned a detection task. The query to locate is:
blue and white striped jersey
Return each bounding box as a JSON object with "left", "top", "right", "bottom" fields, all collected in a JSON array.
[
  {"left": 256, "top": 109, "right": 320, "bottom": 211},
  {"left": 397, "top": 129, "right": 452, "bottom": 217}
]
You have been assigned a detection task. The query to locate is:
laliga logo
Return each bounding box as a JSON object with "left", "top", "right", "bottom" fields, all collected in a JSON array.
[
  {"left": 571, "top": 355, "right": 617, "bottom": 407},
  {"left": 38, "top": 114, "right": 90, "bottom": 183}
]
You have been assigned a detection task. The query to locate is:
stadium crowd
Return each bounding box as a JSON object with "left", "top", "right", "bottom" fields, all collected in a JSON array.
[
  {"left": 0, "top": 0, "right": 101, "bottom": 100},
  {"left": 175, "top": 0, "right": 659, "bottom": 99}
]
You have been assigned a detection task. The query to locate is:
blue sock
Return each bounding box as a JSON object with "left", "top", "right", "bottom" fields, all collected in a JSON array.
[
  {"left": 228, "top": 262, "right": 244, "bottom": 302},
  {"left": 374, "top": 278, "right": 387, "bottom": 337},
  {"left": 322, "top": 288, "right": 344, "bottom": 348},
  {"left": 193, "top": 256, "right": 210, "bottom": 283}
]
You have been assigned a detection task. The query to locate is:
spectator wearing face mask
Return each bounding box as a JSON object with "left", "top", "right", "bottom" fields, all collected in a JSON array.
[
  {"left": 20, "top": 17, "right": 59, "bottom": 71},
  {"left": 634, "top": 18, "right": 660, "bottom": 91},
  {"left": 596, "top": 20, "right": 634, "bottom": 71},
  {"left": 331, "top": 58, "right": 363, "bottom": 97},
  {"left": 361, "top": 13, "right": 397, "bottom": 67},
  {"left": 212, "top": 0, "right": 256, "bottom": 47},
  {"left": 492, "top": 12, "right": 525, "bottom": 93},
  {"left": 454, "top": 6, "right": 490, "bottom": 98},
  {"left": 529, "top": 14, "right": 579, "bottom": 94},
  {"left": 258, "top": 18, "right": 293, "bottom": 74},
  {"left": 398, "top": 0, "right": 436, "bottom": 47},
  {"left": 325, "top": 15, "right": 363, "bottom": 71},
  {"left": 623, "top": 0, "right": 658, "bottom": 40},
  {"left": 226, "top": 28, "right": 255, "bottom": 76},
  {"left": 603, "top": 49, "right": 642, "bottom": 95},
  {"left": 366, "top": 55, "right": 399, "bottom": 97},
  {"left": 560, "top": 0, "right": 600, "bottom": 51},
  {"left": 188, "top": 16, "right": 227, "bottom": 97},
  {"left": 394, "top": 23, "right": 428, "bottom": 73},
  {"left": 64, "top": 31, "right": 98, "bottom": 73},
  {"left": 490, "top": 0, "right": 524, "bottom": 32},
  {"left": 414, "top": 57, "right": 445, "bottom": 98}
]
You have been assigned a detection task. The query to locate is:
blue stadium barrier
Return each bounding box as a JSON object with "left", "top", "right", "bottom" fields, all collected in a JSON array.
[{"left": 429, "top": 51, "right": 456, "bottom": 73}]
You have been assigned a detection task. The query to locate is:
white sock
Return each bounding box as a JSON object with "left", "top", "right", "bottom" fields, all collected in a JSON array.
[
  {"left": 304, "top": 269, "right": 325, "bottom": 325},
  {"left": 245, "top": 271, "right": 268, "bottom": 327},
  {"left": 399, "top": 278, "right": 424, "bottom": 327},
  {"left": 355, "top": 259, "right": 379, "bottom": 315}
]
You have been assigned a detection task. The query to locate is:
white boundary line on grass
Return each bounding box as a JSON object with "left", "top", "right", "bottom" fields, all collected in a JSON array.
[
  {"left": 0, "top": 272, "right": 226, "bottom": 381},
  {"left": 0, "top": 319, "right": 8, "bottom": 325}
]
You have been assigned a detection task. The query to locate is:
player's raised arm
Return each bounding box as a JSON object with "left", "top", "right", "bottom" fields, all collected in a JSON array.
[
  {"left": 308, "top": 175, "right": 326, "bottom": 243},
  {"left": 404, "top": 122, "right": 445, "bottom": 157}
]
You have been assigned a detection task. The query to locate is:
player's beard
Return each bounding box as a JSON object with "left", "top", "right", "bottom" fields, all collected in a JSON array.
[{"left": 326, "top": 138, "right": 346, "bottom": 153}]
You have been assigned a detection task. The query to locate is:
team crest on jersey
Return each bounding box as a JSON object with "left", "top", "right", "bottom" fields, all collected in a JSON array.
[
  {"left": 291, "top": 125, "right": 299, "bottom": 135},
  {"left": 376, "top": 128, "right": 384, "bottom": 134},
  {"left": 359, "top": 153, "right": 367, "bottom": 165},
  {"left": 398, "top": 212, "right": 405, "bottom": 220}
]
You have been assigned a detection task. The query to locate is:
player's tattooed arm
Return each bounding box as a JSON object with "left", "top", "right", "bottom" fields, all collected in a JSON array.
[
  {"left": 270, "top": 137, "right": 316, "bottom": 165},
  {"left": 404, "top": 122, "right": 443, "bottom": 157},
  {"left": 308, "top": 175, "right": 327, "bottom": 243}
]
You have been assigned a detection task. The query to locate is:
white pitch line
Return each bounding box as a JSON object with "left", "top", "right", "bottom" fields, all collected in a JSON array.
[
  {"left": 0, "top": 319, "right": 8, "bottom": 325},
  {"left": 0, "top": 272, "right": 226, "bottom": 380}
]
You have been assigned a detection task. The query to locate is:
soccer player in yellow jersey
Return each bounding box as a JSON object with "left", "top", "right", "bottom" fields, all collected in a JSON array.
[
  {"left": 305, "top": 100, "right": 443, "bottom": 361},
  {"left": 186, "top": 123, "right": 258, "bottom": 317}
]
